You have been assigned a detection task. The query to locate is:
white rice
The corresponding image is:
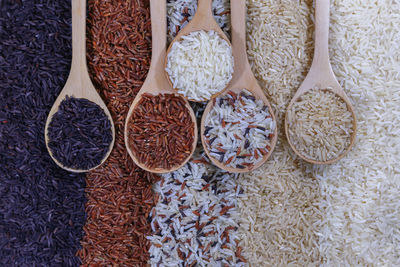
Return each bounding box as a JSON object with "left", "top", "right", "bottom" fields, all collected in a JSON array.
[
  {"left": 204, "top": 89, "right": 275, "bottom": 170},
  {"left": 240, "top": 0, "right": 400, "bottom": 266},
  {"left": 287, "top": 87, "right": 355, "bottom": 162},
  {"left": 313, "top": 0, "right": 400, "bottom": 265},
  {"left": 166, "top": 30, "right": 234, "bottom": 102}
]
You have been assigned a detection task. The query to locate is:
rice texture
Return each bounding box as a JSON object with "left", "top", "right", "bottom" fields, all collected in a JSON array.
[
  {"left": 237, "top": 1, "right": 323, "bottom": 265},
  {"left": 240, "top": 0, "right": 400, "bottom": 266},
  {"left": 148, "top": 158, "right": 246, "bottom": 266},
  {"left": 166, "top": 30, "right": 234, "bottom": 102},
  {"left": 287, "top": 88, "right": 354, "bottom": 162},
  {"left": 165, "top": 0, "right": 400, "bottom": 266},
  {"left": 204, "top": 89, "right": 275, "bottom": 170}
]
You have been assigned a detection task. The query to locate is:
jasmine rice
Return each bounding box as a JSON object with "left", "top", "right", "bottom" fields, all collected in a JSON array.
[
  {"left": 166, "top": 30, "right": 234, "bottom": 102},
  {"left": 204, "top": 90, "right": 275, "bottom": 170}
]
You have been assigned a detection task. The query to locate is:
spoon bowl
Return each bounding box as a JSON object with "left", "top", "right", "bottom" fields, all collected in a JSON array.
[
  {"left": 165, "top": 0, "right": 233, "bottom": 102},
  {"left": 44, "top": 0, "right": 115, "bottom": 173},
  {"left": 284, "top": 0, "right": 357, "bottom": 165},
  {"left": 124, "top": 0, "right": 197, "bottom": 174},
  {"left": 201, "top": 0, "right": 277, "bottom": 173}
]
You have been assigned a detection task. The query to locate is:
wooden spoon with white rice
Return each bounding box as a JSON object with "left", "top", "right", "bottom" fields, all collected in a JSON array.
[{"left": 165, "top": 0, "right": 234, "bottom": 102}]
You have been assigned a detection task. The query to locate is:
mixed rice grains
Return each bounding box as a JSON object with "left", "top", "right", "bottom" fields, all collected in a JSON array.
[
  {"left": 148, "top": 156, "right": 246, "bottom": 266},
  {"left": 145, "top": 1, "right": 247, "bottom": 266},
  {"left": 204, "top": 90, "right": 276, "bottom": 170}
]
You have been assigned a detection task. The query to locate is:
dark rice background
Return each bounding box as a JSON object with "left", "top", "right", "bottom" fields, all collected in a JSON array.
[{"left": 0, "top": 1, "right": 86, "bottom": 266}]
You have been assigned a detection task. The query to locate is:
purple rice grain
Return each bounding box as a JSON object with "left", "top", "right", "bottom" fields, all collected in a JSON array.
[
  {"left": 0, "top": 1, "right": 86, "bottom": 266},
  {"left": 47, "top": 96, "right": 113, "bottom": 170}
]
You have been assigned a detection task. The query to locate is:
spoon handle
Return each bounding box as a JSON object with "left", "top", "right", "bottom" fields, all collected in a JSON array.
[
  {"left": 71, "top": 0, "right": 88, "bottom": 72},
  {"left": 231, "top": 0, "right": 250, "bottom": 75},
  {"left": 195, "top": 0, "right": 213, "bottom": 19},
  {"left": 312, "top": 0, "right": 331, "bottom": 69},
  {"left": 149, "top": 0, "right": 166, "bottom": 74}
]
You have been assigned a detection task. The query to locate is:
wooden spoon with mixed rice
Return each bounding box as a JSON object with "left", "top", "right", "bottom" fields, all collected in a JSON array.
[{"left": 200, "top": 0, "right": 277, "bottom": 173}]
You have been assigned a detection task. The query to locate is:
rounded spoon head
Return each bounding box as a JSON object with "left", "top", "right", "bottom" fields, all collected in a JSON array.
[
  {"left": 201, "top": 84, "right": 278, "bottom": 173},
  {"left": 44, "top": 82, "right": 115, "bottom": 173},
  {"left": 285, "top": 81, "right": 357, "bottom": 165},
  {"left": 164, "top": 0, "right": 233, "bottom": 102},
  {"left": 124, "top": 90, "right": 198, "bottom": 174}
]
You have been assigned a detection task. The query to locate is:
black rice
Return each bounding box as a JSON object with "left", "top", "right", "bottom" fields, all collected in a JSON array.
[
  {"left": 0, "top": 1, "right": 86, "bottom": 266},
  {"left": 47, "top": 96, "right": 113, "bottom": 170}
]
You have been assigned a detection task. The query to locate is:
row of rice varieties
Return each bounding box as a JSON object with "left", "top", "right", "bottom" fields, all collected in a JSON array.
[{"left": 151, "top": 0, "right": 400, "bottom": 266}]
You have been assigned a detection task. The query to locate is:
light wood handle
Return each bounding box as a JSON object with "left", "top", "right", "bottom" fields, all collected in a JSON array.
[
  {"left": 231, "top": 0, "right": 250, "bottom": 75},
  {"left": 149, "top": 0, "right": 167, "bottom": 74},
  {"left": 195, "top": 0, "right": 213, "bottom": 19},
  {"left": 312, "top": 0, "right": 331, "bottom": 69},
  {"left": 71, "top": 0, "right": 88, "bottom": 71}
]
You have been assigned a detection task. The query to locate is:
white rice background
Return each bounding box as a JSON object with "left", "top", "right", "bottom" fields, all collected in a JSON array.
[
  {"left": 241, "top": 0, "right": 400, "bottom": 266},
  {"left": 310, "top": 1, "right": 400, "bottom": 265},
  {"left": 160, "top": 0, "right": 400, "bottom": 266}
]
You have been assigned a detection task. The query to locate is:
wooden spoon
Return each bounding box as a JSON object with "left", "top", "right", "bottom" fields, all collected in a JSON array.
[
  {"left": 200, "top": 0, "right": 278, "bottom": 173},
  {"left": 44, "top": 0, "right": 115, "bottom": 173},
  {"left": 124, "top": 0, "right": 198, "bottom": 174},
  {"left": 284, "top": 0, "right": 357, "bottom": 165},
  {"left": 165, "top": 0, "right": 232, "bottom": 102}
]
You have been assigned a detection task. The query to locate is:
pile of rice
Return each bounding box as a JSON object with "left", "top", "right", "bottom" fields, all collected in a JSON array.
[
  {"left": 237, "top": 1, "right": 322, "bottom": 265},
  {"left": 312, "top": 1, "right": 400, "bottom": 265},
  {"left": 286, "top": 87, "right": 354, "bottom": 162},
  {"left": 165, "top": 30, "right": 234, "bottom": 102},
  {"left": 148, "top": 158, "right": 245, "bottom": 266},
  {"left": 239, "top": 0, "right": 400, "bottom": 266},
  {"left": 204, "top": 89, "right": 275, "bottom": 170}
]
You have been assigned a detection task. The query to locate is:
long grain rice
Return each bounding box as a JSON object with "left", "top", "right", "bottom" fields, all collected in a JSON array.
[
  {"left": 237, "top": 1, "right": 323, "bottom": 265},
  {"left": 167, "top": 0, "right": 230, "bottom": 44},
  {"left": 314, "top": 1, "right": 400, "bottom": 265},
  {"left": 166, "top": 30, "right": 234, "bottom": 102},
  {"left": 241, "top": 0, "right": 400, "bottom": 266},
  {"left": 165, "top": 1, "right": 400, "bottom": 266},
  {"left": 287, "top": 87, "right": 354, "bottom": 162},
  {"left": 148, "top": 157, "right": 245, "bottom": 266},
  {"left": 204, "top": 90, "right": 275, "bottom": 169}
]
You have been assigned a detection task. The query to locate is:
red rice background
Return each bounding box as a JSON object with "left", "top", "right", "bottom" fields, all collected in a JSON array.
[{"left": 78, "top": 0, "right": 159, "bottom": 265}]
